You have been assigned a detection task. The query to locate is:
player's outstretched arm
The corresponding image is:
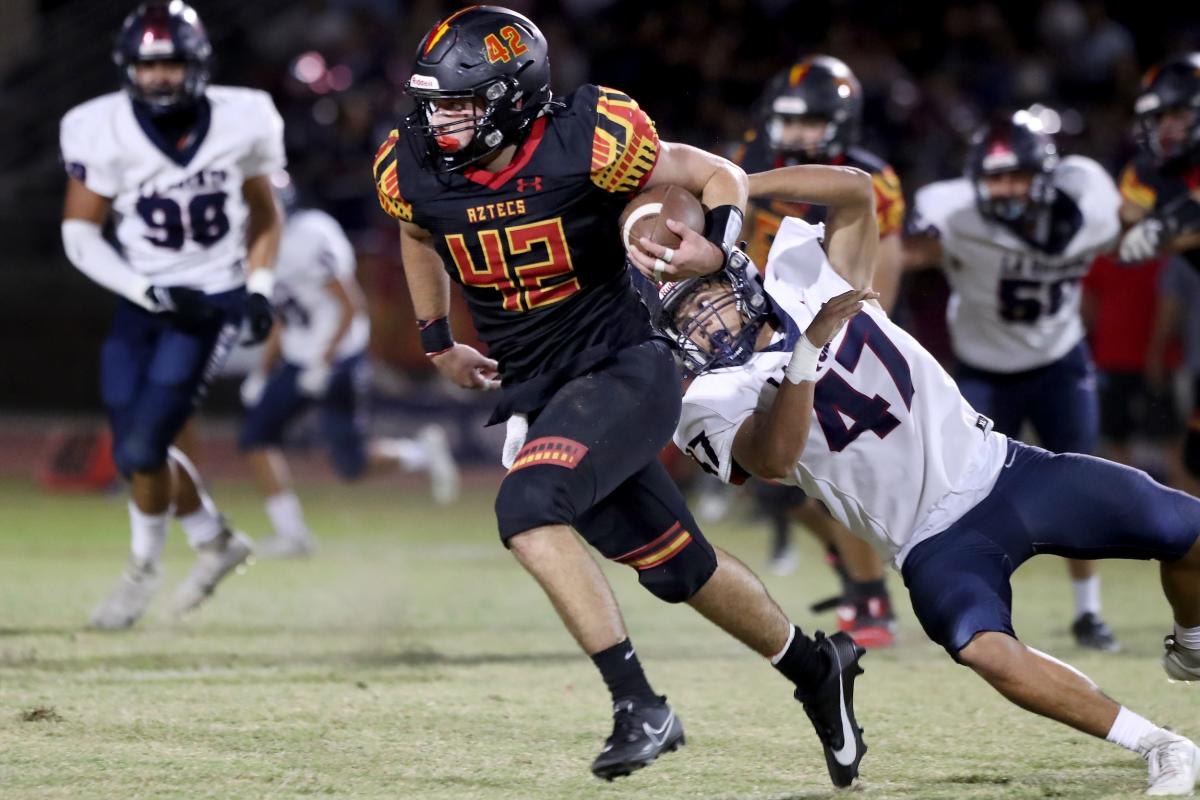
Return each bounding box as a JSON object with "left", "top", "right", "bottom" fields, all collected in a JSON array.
[
  {"left": 399, "top": 220, "right": 499, "bottom": 390},
  {"left": 748, "top": 165, "right": 878, "bottom": 290},
  {"left": 630, "top": 142, "right": 749, "bottom": 281},
  {"left": 731, "top": 288, "right": 877, "bottom": 479}
]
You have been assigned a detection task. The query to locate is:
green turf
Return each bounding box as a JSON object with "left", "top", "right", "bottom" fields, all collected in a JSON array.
[{"left": 0, "top": 476, "right": 1195, "bottom": 799}]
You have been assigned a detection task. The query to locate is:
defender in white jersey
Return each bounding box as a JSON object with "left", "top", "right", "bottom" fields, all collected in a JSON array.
[
  {"left": 905, "top": 112, "right": 1123, "bottom": 651},
  {"left": 660, "top": 163, "right": 1200, "bottom": 796},
  {"left": 238, "top": 183, "right": 459, "bottom": 558},
  {"left": 58, "top": 2, "right": 284, "bottom": 628}
]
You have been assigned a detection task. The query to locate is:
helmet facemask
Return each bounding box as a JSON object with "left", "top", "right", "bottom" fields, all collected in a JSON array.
[
  {"left": 406, "top": 68, "right": 546, "bottom": 173},
  {"left": 656, "top": 256, "right": 770, "bottom": 375}
]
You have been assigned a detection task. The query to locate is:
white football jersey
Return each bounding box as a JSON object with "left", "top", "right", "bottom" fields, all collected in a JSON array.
[
  {"left": 274, "top": 209, "right": 369, "bottom": 367},
  {"left": 675, "top": 218, "right": 1009, "bottom": 566},
  {"left": 59, "top": 86, "right": 286, "bottom": 294},
  {"left": 912, "top": 155, "right": 1120, "bottom": 372}
]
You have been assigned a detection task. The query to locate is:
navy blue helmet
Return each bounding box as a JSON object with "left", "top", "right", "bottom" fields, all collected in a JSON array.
[
  {"left": 965, "top": 112, "right": 1059, "bottom": 223},
  {"left": 113, "top": 1, "right": 211, "bottom": 113},
  {"left": 655, "top": 251, "right": 770, "bottom": 376}
]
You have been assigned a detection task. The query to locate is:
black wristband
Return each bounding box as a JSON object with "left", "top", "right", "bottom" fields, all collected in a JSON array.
[
  {"left": 704, "top": 204, "right": 744, "bottom": 266},
  {"left": 417, "top": 316, "right": 454, "bottom": 356},
  {"left": 1157, "top": 194, "right": 1200, "bottom": 237}
]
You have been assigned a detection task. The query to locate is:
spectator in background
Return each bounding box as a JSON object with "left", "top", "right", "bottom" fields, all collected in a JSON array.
[{"left": 1082, "top": 254, "right": 1178, "bottom": 473}]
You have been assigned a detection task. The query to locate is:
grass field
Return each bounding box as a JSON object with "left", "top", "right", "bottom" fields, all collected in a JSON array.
[{"left": 0, "top": 475, "right": 1197, "bottom": 799}]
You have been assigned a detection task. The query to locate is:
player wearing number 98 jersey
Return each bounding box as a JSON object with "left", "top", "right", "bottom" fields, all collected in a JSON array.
[
  {"left": 905, "top": 112, "right": 1124, "bottom": 651},
  {"left": 58, "top": 1, "right": 284, "bottom": 630}
]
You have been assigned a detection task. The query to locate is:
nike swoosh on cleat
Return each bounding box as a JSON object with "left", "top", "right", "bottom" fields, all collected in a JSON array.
[
  {"left": 830, "top": 649, "right": 858, "bottom": 767},
  {"left": 643, "top": 712, "right": 675, "bottom": 749}
]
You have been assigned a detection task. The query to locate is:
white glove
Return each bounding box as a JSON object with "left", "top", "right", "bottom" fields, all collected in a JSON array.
[
  {"left": 1118, "top": 217, "right": 1164, "bottom": 264},
  {"left": 240, "top": 371, "right": 267, "bottom": 407},
  {"left": 501, "top": 413, "right": 528, "bottom": 469},
  {"left": 297, "top": 363, "right": 332, "bottom": 397}
]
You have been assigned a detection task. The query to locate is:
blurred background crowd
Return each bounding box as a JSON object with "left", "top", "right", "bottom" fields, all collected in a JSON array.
[{"left": 2, "top": 0, "right": 1198, "bottom": 470}]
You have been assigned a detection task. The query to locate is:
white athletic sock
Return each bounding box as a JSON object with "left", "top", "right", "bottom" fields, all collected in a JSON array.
[
  {"left": 177, "top": 506, "right": 225, "bottom": 549},
  {"left": 1174, "top": 622, "right": 1200, "bottom": 650},
  {"left": 769, "top": 624, "right": 797, "bottom": 665},
  {"left": 1106, "top": 706, "right": 1161, "bottom": 756},
  {"left": 372, "top": 437, "right": 428, "bottom": 472},
  {"left": 265, "top": 491, "right": 310, "bottom": 540},
  {"left": 128, "top": 501, "right": 169, "bottom": 565},
  {"left": 1072, "top": 574, "right": 1102, "bottom": 617}
]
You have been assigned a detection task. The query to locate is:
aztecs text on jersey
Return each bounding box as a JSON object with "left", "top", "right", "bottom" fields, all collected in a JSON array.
[
  {"left": 374, "top": 84, "right": 660, "bottom": 403},
  {"left": 732, "top": 128, "right": 905, "bottom": 267}
]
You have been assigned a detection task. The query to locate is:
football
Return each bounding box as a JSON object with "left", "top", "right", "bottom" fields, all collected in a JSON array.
[{"left": 620, "top": 184, "right": 707, "bottom": 256}]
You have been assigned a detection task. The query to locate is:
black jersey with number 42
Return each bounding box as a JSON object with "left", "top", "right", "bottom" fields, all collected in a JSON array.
[{"left": 374, "top": 84, "right": 661, "bottom": 418}]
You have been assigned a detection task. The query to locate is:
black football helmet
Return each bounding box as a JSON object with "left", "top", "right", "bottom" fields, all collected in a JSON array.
[
  {"left": 404, "top": 5, "right": 554, "bottom": 172},
  {"left": 655, "top": 250, "right": 770, "bottom": 376},
  {"left": 1134, "top": 54, "right": 1200, "bottom": 166},
  {"left": 759, "top": 55, "right": 862, "bottom": 162},
  {"left": 965, "top": 111, "right": 1059, "bottom": 224},
  {"left": 113, "top": 1, "right": 211, "bottom": 113}
]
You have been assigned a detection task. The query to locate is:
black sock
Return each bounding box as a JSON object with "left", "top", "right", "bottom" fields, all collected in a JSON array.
[
  {"left": 847, "top": 578, "right": 888, "bottom": 601},
  {"left": 772, "top": 625, "right": 830, "bottom": 691},
  {"left": 591, "top": 639, "right": 657, "bottom": 703}
]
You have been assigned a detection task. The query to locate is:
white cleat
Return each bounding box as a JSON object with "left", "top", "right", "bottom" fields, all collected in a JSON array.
[
  {"left": 89, "top": 558, "right": 161, "bottom": 630},
  {"left": 171, "top": 530, "right": 253, "bottom": 616},
  {"left": 1143, "top": 729, "right": 1200, "bottom": 796},
  {"left": 419, "top": 424, "right": 460, "bottom": 505},
  {"left": 256, "top": 533, "right": 316, "bottom": 560},
  {"left": 1163, "top": 636, "right": 1200, "bottom": 683}
]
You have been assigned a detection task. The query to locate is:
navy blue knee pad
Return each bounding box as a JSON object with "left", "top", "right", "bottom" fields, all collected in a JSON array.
[{"left": 114, "top": 430, "right": 169, "bottom": 475}]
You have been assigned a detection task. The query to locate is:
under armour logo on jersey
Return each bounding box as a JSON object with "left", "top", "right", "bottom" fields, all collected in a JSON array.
[{"left": 517, "top": 176, "right": 543, "bottom": 193}]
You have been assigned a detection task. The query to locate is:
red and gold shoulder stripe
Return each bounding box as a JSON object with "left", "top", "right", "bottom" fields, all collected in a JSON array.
[
  {"left": 872, "top": 165, "right": 905, "bottom": 237},
  {"left": 372, "top": 130, "right": 412, "bottom": 222},
  {"left": 1118, "top": 164, "right": 1156, "bottom": 211},
  {"left": 590, "top": 86, "right": 660, "bottom": 195}
]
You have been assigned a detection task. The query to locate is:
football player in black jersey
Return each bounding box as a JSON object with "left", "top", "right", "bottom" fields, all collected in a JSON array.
[
  {"left": 373, "top": 6, "right": 867, "bottom": 787},
  {"left": 1117, "top": 55, "right": 1200, "bottom": 482},
  {"left": 728, "top": 56, "right": 904, "bottom": 648}
]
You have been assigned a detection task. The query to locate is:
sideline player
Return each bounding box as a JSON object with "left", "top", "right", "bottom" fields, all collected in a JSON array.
[
  {"left": 905, "top": 111, "right": 1123, "bottom": 650},
  {"left": 239, "top": 176, "right": 458, "bottom": 558},
  {"left": 59, "top": 1, "right": 283, "bottom": 627}
]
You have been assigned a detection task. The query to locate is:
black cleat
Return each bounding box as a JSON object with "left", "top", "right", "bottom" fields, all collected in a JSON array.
[
  {"left": 1072, "top": 612, "right": 1121, "bottom": 652},
  {"left": 794, "top": 631, "right": 867, "bottom": 788},
  {"left": 590, "top": 695, "right": 684, "bottom": 781}
]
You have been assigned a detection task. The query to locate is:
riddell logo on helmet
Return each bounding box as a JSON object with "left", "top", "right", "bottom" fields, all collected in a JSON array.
[{"left": 409, "top": 74, "right": 440, "bottom": 91}]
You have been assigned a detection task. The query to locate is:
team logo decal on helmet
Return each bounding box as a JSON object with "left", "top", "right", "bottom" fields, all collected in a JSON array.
[{"left": 404, "top": 5, "right": 555, "bottom": 172}]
